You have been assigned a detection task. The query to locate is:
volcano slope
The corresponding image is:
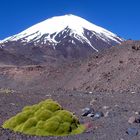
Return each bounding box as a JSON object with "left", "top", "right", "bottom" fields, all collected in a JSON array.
[
  {"left": 0, "top": 40, "right": 140, "bottom": 93},
  {"left": 0, "top": 41, "right": 140, "bottom": 140}
]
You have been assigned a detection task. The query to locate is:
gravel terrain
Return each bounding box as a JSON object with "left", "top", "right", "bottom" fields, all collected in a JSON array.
[
  {"left": 0, "top": 41, "right": 140, "bottom": 140},
  {"left": 0, "top": 89, "right": 140, "bottom": 140}
]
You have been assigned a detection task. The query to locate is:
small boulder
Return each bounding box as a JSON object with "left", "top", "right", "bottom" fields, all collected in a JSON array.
[
  {"left": 93, "top": 112, "right": 104, "bottom": 120},
  {"left": 126, "top": 128, "right": 138, "bottom": 136},
  {"left": 82, "top": 107, "right": 94, "bottom": 117},
  {"left": 128, "top": 116, "right": 136, "bottom": 124},
  {"left": 128, "top": 116, "right": 140, "bottom": 124},
  {"left": 135, "top": 112, "right": 140, "bottom": 115},
  {"left": 135, "top": 117, "right": 140, "bottom": 123},
  {"left": 90, "top": 98, "right": 97, "bottom": 105},
  {"left": 132, "top": 45, "right": 140, "bottom": 50},
  {"left": 102, "top": 106, "right": 110, "bottom": 110},
  {"left": 87, "top": 113, "right": 94, "bottom": 117}
]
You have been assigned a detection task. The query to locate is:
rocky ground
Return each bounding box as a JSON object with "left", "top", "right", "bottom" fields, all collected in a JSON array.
[
  {"left": 0, "top": 41, "right": 140, "bottom": 93},
  {"left": 0, "top": 41, "right": 140, "bottom": 140},
  {"left": 0, "top": 89, "right": 140, "bottom": 140}
]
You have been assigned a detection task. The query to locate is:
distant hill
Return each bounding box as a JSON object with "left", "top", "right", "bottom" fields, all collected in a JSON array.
[{"left": 0, "top": 40, "right": 140, "bottom": 93}]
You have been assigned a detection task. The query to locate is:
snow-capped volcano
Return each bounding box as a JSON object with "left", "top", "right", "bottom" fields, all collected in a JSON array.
[{"left": 0, "top": 14, "right": 123, "bottom": 60}]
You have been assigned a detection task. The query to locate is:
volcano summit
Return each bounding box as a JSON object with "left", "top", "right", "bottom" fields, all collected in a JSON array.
[{"left": 0, "top": 14, "right": 123, "bottom": 60}]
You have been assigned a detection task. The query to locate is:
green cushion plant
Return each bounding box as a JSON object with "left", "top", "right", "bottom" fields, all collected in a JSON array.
[{"left": 2, "top": 99, "right": 85, "bottom": 136}]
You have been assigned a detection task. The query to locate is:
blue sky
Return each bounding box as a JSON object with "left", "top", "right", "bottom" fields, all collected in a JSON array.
[{"left": 0, "top": 0, "right": 139, "bottom": 40}]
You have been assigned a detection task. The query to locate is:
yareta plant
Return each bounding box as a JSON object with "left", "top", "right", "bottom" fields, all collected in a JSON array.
[{"left": 2, "top": 99, "right": 85, "bottom": 136}]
